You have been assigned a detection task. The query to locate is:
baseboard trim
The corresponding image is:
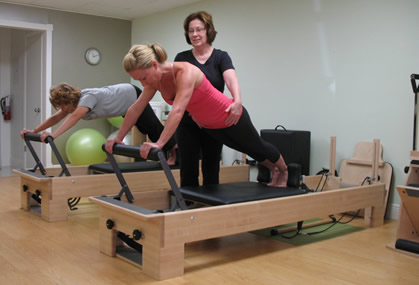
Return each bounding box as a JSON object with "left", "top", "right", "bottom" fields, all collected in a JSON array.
[{"left": 386, "top": 203, "right": 400, "bottom": 220}]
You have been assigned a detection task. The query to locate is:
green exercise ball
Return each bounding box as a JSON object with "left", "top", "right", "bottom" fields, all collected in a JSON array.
[
  {"left": 65, "top": 128, "right": 106, "bottom": 165},
  {"left": 107, "top": 116, "right": 124, "bottom": 128}
]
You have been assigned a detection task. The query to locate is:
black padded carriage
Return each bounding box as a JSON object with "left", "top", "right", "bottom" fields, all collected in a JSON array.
[
  {"left": 104, "top": 143, "right": 308, "bottom": 209},
  {"left": 179, "top": 182, "right": 306, "bottom": 206}
]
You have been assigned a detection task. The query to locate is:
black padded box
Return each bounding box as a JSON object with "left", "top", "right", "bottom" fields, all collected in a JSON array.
[{"left": 257, "top": 128, "right": 311, "bottom": 182}]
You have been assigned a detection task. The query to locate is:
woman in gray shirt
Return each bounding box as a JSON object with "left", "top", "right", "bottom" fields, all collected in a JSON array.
[{"left": 21, "top": 82, "right": 177, "bottom": 164}]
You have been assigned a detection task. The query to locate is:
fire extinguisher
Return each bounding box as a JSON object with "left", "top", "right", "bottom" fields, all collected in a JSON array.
[{"left": 1, "top": 96, "right": 11, "bottom": 121}]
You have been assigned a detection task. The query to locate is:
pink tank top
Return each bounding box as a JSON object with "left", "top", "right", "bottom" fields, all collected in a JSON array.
[{"left": 164, "top": 65, "right": 242, "bottom": 128}]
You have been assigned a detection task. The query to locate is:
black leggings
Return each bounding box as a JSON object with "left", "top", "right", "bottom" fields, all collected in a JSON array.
[
  {"left": 176, "top": 112, "right": 222, "bottom": 187},
  {"left": 132, "top": 85, "right": 176, "bottom": 152},
  {"left": 204, "top": 107, "right": 280, "bottom": 163}
]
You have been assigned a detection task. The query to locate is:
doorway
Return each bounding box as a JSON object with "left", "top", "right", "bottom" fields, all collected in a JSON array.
[{"left": 0, "top": 20, "right": 52, "bottom": 170}]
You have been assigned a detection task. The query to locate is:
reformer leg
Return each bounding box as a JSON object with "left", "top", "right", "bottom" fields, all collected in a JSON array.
[
  {"left": 364, "top": 204, "right": 385, "bottom": 227},
  {"left": 20, "top": 177, "right": 69, "bottom": 222},
  {"left": 41, "top": 195, "right": 69, "bottom": 222},
  {"left": 98, "top": 205, "right": 185, "bottom": 280},
  {"left": 141, "top": 236, "right": 185, "bottom": 280}
]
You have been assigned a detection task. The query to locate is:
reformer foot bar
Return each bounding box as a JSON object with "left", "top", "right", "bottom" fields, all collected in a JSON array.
[
  {"left": 19, "top": 133, "right": 79, "bottom": 210},
  {"left": 89, "top": 143, "right": 386, "bottom": 280},
  {"left": 13, "top": 134, "right": 249, "bottom": 222}
]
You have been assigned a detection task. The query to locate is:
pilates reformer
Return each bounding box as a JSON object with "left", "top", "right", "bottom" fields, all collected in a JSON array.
[
  {"left": 89, "top": 142, "right": 386, "bottom": 280},
  {"left": 13, "top": 133, "right": 249, "bottom": 222},
  {"left": 386, "top": 74, "right": 419, "bottom": 256},
  {"left": 18, "top": 133, "right": 80, "bottom": 210}
]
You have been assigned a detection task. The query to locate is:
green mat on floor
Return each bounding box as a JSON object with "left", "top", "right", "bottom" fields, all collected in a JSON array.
[{"left": 252, "top": 218, "right": 364, "bottom": 246}]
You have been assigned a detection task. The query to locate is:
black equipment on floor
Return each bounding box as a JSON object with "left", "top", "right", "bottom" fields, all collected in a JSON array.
[
  {"left": 395, "top": 238, "right": 419, "bottom": 254},
  {"left": 257, "top": 125, "right": 311, "bottom": 183}
]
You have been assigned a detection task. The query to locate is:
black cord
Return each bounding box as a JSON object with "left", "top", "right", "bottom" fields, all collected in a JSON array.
[
  {"left": 271, "top": 221, "right": 304, "bottom": 239},
  {"left": 272, "top": 175, "right": 369, "bottom": 239},
  {"left": 315, "top": 172, "right": 329, "bottom": 192},
  {"left": 361, "top": 176, "right": 372, "bottom": 186},
  {"left": 338, "top": 210, "right": 361, "bottom": 224},
  {"left": 232, "top": 159, "right": 242, "bottom": 166},
  {"left": 280, "top": 230, "right": 301, "bottom": 239},
  {"left": 304, "top": 176, "right": 371, "bottom": 235}
]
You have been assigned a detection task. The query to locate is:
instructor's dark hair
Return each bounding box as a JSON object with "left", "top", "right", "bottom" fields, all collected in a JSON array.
[{"left": 183, "top": 11, "right": 217, "bottom": 45}]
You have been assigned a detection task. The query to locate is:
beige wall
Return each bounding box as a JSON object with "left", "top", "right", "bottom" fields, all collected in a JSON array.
[
  {"left": 47, "top": 10, "right": 132, "bottom": 162},
  {"left": 0, "top": 3, "right": 132, "bottom": 163},
  {"left": 2, "top": 0, "right": 418, "bottom": 218},
  {"left": 130, "top": 0, "right": 419, "bottom": 218}
]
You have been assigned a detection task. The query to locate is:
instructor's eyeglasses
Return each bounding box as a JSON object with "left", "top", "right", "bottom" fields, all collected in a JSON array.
[{"left": 188, "top": 27, "right": 206, "bottom": 34}]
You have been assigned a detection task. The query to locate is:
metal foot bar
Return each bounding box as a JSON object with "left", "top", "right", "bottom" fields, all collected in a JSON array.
[
  {"left": 23, "top": 133, "right": 80, "bottom": 210},
  {"left": 103, "top": 143, "right": 188, "bottom": 210}
]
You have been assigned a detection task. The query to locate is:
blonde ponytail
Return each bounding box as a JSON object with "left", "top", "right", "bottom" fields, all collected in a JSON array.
[{"left": 123, "top": 43, "right": 167, "bottom": 72}]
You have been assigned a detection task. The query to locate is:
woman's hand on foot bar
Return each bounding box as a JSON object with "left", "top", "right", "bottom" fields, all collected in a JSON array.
[
  {"left": 140, "top": 142, "right": 161, "bottom": 160},
  {"left": 105, "top": 138, "right": 124, "bottom": 154}
]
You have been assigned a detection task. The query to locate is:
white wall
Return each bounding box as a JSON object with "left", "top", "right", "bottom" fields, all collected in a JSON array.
[
  {"left": 10, "top": 29, "right": 28, "bottom": 168},
  {"left": 0, "top": 28, "right": 11, "bottom": 168},
  {"left": 131, "top": 0, "right": 419, "bottom": 218}
]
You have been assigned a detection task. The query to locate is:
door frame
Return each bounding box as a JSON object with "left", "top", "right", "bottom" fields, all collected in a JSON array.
[{"left": 0, "top": 19, "right": 53, "bottom": 167}]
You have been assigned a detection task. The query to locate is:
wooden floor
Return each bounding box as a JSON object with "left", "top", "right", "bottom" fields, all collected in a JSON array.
[{"left": 1, "top": 176, "right": 418, "bottom": 284}]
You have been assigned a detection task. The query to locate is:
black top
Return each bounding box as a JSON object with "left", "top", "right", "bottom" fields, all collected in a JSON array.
[{"left": 174, "top": 48, "right": 235, "bottom": 92}]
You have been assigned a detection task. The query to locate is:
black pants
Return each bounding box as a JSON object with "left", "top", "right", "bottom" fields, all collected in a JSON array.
[
  {"left": 204, "top": 107, "right": 280, "bottom": 164},
  {"left": 132, "top": 85, "right": 176, "bottom": 152},
  {"left": 176, "top": 112, "right": 222, "bottom": 187}
]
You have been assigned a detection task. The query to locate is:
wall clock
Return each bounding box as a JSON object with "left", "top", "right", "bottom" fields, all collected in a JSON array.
[{"left": 85, "top": 47, "right": 101, "bottom": 65}]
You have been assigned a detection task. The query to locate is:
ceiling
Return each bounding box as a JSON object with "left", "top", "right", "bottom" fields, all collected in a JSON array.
[{"left": 0, "top": 0, "right": 203, "bottom": 20}]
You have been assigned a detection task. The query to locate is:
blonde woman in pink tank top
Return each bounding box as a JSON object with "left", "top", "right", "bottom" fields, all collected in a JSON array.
[{"left": 105, "top": 43, "right": 288, "bottom": 187}]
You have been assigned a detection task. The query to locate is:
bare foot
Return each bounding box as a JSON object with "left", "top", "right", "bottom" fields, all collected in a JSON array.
[
  {"left": 268, "top": 167, "right": 288, "bottom": 187},
  {"left": 268, "top": 167, "right": 280, "bottom": 187},
  {"left": 277, "top": 168, "right": 288, "bottom": 187}
]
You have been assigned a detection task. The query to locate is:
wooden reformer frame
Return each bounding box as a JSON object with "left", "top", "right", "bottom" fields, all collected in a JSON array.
[
  {"left": 13, "top": 133, "right": 249, "bottom": 222},
  {"left": 89, "top": 138, "right": 386, "bottom": 280},
  {"left": 386, "top": 74, "right": 419, "bottom": 256},
  {"left": 387, "top": 150, "right": 419, "bottom": 257}
]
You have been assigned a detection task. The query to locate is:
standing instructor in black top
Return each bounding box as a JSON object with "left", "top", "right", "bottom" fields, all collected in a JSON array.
[{"left": 174, "top": 11, "right": 243, "bottom": 187}]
